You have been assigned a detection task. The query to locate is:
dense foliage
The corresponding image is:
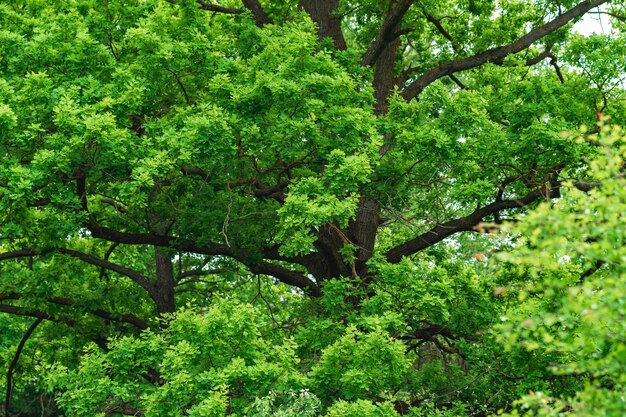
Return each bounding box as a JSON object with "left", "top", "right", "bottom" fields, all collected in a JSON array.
[{"left": 1, "top": 0, "right": 625, "bottom": 416}]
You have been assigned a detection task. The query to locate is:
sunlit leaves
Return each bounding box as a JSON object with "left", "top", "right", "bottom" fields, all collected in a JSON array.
[{"left": 497, "top": 126, "right": 626, "bottom": 416}]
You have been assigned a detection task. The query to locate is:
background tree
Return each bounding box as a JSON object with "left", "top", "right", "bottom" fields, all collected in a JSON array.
[{"left": 1, "top": 0, "right": 625, "bottom": 415}]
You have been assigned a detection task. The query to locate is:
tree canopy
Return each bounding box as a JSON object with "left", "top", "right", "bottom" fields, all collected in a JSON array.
[{"left": 1, "top": 0, "right": 625, "bottom": 416}]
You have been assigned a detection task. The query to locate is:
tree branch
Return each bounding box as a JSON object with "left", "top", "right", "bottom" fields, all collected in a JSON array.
[
  {"left": 5, "top": 317, "right": 43, "bottom": 417},
  {"left": 241, "top": 0, "right": 272, "bottom": 26},
  {"left": 85, "top": 221, "right": 318, "bottom": 293},
  {"left": 524, "top": 47, "right": 566, "bottom": 83},
  {"left": 164, "top": 0, "right": 244, "bottom": 15},
  {"left": 401, "top": 0, "right": 608, "bottom": 100},
  {"left": 0, "top": 305, "right": 115, "bottom": 352},
  {"left": 248, "top": 262, "right": 320, "bottom": 297},
  {"left": 0, "top": 304, "right": 69, "bottom": 324},
  {"left": 0, "top": 249, "right": 37, "bottom": 262},
  {"left": 0, "top": 293, "right": 148, "bottom": 330},
  {"left": 59, "top": 248, "right": 155, "bottom": 297},
  {"left": 362, "top": 0, "right": 414, "bottom": 66},
  {"left": 86, "top": 219, "right": 233, "bottom": 257},
  {"left": 385, "top": 188, "right": 545, "bottom": 263},
  {"left": 421, "top": 8, "right": 458, "bottom": 52},
  {"left": 578, "top": 259, "right": 605, "bottom": 283}
]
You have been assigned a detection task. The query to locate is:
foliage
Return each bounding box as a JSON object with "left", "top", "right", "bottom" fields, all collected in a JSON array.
[
  {"left": 1, "top": 0, "right": 626, "bottom": 416},
  {"left": 496, "top": 125, "right": 626, "bottom": 416}
]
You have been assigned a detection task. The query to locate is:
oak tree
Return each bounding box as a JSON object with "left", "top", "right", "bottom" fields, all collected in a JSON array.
[{"left": 1, "top": 0, "right": 625, "bottom": 415}]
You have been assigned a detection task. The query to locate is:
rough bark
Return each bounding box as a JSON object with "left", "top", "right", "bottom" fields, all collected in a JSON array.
[
  {"left": 299, "top": 0, "right": 347, "bottom": 50},
  {"left": 242, "top": 0, "right": 272, "bottom": 27},
  {"left": 154, "top": 249, "right": 176, "bottom": 314}
]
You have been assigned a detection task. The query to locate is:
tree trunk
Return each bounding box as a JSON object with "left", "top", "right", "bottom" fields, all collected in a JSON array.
[
  {"left": 153, "top": 249, "right": 175, "bottom": 315},
  {"left": 299, "top": 0, "right": 346, "bottom": 50}
]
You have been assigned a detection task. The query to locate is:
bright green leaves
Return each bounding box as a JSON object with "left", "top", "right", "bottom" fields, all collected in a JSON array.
[
  {"left": 0, "top": 102, "right": 17, "bottom": 134},
  {"left": 53, "top": 304, "right": 307, "bottom": 417},
  {"left": 370, "top": 258, "right": 454, "bottom": 324},
  {"left": 312, "top": 325, "right": 411, "bottom": 401},
  {"left": 496, "top": 126, "right": 626, "bottom": 416},
  {"left": 277, "top": 150, "right": 374, "bottom": 256},
  {"left": 246, "top": 390, "right": 322, "bottom": 417},
  {"left": 325, "top": 399, "right": 400, "bottom": 417},
  {"left": 1, "top": 0, "right": 380, "bottom": 259},
  {"left": 230, "top": 18, "right": 378, "bottom": 164},
  {"left": 564, "top": 34, "right": 626, "bottom": 92},
  {"left": 2, "top": 1, "right": 626, "bottom": 416}
]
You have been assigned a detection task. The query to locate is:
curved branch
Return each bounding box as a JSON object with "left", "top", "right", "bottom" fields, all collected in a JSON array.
[
  {"left": 421, "top": 8, "right": 458, "bottom": 52},
  {"left": 0, "top": 249, "right": 37, "bottom": 262},
  {"left": 362, "top": 0, "right": 414, "bottom": 66},
  {"left": 248, "top": 261, "right": 320, "bottom": 297},
  {"left": 242, "top": 0, "right": 272, "bottom": 26},
  {"left": 0, "top": 304, "right": 70, "bottom": 323},
  {"left": 59, "top": 248, "right": 154, "bottom": 296},
  {"left": 401, "top": 0, "right": 608, "bottom": 100},
  {"left": 86, "top": 221, "right": 235, "bottom": 257},
  {"left": 164, "top": 0, "right": 244, "bottom": 15},
  {"left": 85, "top": 221, "right": 318, "bottom": 293},
  {"left": 1, "top": 247, "right": 159, "bottom": 313},
  {"left": 5, "top": 317, "right": 43, "bottom": 417},
  {"left": 385, "top": 188, "right": 545, "bottom": 263},
  {"left": 0, "top": 293, "right": 148, "bottom": 330}
]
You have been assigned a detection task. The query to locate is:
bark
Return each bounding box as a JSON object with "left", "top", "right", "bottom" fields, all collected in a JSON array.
[
  {"left": 401, "top": 0, "right": 609, "bottom": 100},
  {"left": 299, "top": 0, "right": 346, "bottom": 50},
  {"left": 344, "top": 13, "right": 406, "bottom": 278},
  {"left": 348, "top": 198, "right": 381, "bottom": 277},
  {"left": 373, "top": 29, "right": 402, "bottom": 115},
  {"left": 361, "top": 0, "right": 414, "bottom": 66},
  {"left": 385, "top": 188, "right": 545, "bottom": 263},
  {"left": 154, "top": 249, "right": 176, "bottom": 314},
  {"left": 242, "top": 0, "right": 272, "bottom": 27}
]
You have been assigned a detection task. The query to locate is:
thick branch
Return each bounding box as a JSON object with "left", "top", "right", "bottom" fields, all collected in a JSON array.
[
  {"left": 0, "top": 304, "right": 68, "bottom": 323},
  {"left": 2, "top": 247, "right": 159, "bottom": 316},
  {"left": 402, "top": 0, "right": 608, "bottom": 100},
  {"left": 241, "top": 0, "right": 272, "bottom": 26},
  {"left": 249, "top": 262, "right": 320, "bottom": 297},
  {"left": 526, "top": 47, "right": 553, "bottom": 66},
  {"left": 164, "top": 0, "right": 244, "bottom": 15},
  {"left": 1, "top": 293, "right": 148, "bottom": 330},
  {"left": 362, "top": 0, "right": 414, "bottom": 66},
  {"left": 0, "top": 249, "right": 37, "bottom": 262},
  {"left": 59, "top": 248, "right": 154, "bottom": 296},
  {"left": 385, "top": 188, "right": 544, "bottom": 263},
  {"left": 299, "top": 0, "right": 347, "bottom": 50},
  {"left": 86, "top": 220, "right": 233, "bottom": 256},
  {"left": 86, "top": 221, "right": 317, "bottom": 293}
]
